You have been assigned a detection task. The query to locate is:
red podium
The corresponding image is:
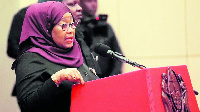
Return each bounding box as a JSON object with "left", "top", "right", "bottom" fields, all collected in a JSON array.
[{"left": 70, "top": 65, "right": 199, "bottom": 112}]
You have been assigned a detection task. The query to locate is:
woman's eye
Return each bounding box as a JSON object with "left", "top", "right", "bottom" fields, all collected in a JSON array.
[
  {"left": 69, "top": 23, "right": 73, "bottom": 26},
  {"left": 62, "top": 24, "right": 67, "bottom": 28},
  {"left": 69, "top": 23, "right": 76, "bottom": 29},
  {"left": 67, "top": 3, "right": 75, "bottom": 6}
]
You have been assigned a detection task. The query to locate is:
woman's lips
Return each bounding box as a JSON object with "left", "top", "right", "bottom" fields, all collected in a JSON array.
[
  {"left": 65, "top": 37, "right": 74, "bottom": 43},
  {"left": 66, "top": 39, "right": 73, "bottom": 43}
]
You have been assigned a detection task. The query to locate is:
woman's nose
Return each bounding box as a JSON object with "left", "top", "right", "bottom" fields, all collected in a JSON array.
[
  {"left": 76, "top": 4, "right": 82, "bottom": 12},
  {"left": 66, "top": 27, "right": 74, "bottom": 34}
]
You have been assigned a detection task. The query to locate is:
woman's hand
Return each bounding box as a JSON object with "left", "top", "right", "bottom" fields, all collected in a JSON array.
[{"left": 51, "top": 68, "right": 84, "bottom": 87}]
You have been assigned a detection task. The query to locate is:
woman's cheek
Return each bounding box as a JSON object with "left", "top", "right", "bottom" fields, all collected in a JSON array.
[{"left": 56, "top": 30, "right": 64, "bottom": 39}]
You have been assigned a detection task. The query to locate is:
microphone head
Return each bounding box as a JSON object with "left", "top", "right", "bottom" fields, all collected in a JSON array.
[{"left": 94, "top": 43, "right": 111, "bottom": 57}]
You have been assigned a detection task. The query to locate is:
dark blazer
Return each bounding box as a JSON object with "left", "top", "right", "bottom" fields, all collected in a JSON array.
[{"left": 15, "top": 52, "right": 99, "bottom": 112}]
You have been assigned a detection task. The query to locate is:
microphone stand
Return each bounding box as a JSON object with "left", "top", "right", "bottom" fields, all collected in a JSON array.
[{"left": 109, "top": 51, "right": 146, "bottom": 69}]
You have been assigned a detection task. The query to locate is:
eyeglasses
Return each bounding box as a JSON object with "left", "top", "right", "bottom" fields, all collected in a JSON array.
[{"left": 57, "top": 22, "right": 78, "bottom": 31}]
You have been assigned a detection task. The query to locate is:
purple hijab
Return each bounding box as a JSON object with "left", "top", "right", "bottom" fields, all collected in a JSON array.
[{"left": 19, "top": 1, "right": 83, "bottom": 67}]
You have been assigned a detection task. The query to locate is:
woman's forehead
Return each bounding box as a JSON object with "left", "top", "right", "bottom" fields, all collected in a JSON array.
[{"left": 61, "top": 12, "right": 73, "bottom": 22}]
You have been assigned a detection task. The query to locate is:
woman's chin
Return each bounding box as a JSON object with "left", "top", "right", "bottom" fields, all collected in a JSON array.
[{"left": 63, "top": 43, "right": 73, "bottom": 49}]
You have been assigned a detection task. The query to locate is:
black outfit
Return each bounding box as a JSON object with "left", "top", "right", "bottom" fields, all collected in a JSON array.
[
  {"left": 79, "top": 15, "right": 123, "bottom": 77},
  {"left": 7, "top": 6, "right": 29, "bottom": 59},
  {"left": 15, "top": 52, "right": 99, "bottom": 112}
]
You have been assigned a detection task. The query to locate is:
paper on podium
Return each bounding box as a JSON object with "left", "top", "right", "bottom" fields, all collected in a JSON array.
[{"left": 70, "top": 65, "right": 199, "bottom": 112}]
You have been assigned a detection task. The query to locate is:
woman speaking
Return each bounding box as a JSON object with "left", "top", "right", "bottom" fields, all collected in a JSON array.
[{"left": 12, "top": 1, "right": 98, "bottom": 112}]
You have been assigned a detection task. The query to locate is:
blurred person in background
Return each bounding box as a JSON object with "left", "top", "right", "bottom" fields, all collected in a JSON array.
[
  {"left": 79, "top": 0, "right": 123, "bottom": 77},
  {"left": 7, "top": 5, "right": 29, "bottom": 59}
]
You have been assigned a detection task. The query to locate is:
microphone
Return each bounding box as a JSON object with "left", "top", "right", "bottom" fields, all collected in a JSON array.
[{"left": 94, "top": 43, "right": 146, "bottom": 69}]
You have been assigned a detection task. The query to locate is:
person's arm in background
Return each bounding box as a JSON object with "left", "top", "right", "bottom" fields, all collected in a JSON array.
[{"left": 7, "top": 7, "right": 28, "bottom": 59}]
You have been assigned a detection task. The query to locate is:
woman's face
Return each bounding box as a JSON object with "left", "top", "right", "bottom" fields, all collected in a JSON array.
[
  {"left": 62, "top": 0, "right": 82, "bottom": 23},
  {"left": 52, "top": 13, "right": 76, "bottom": 49}
]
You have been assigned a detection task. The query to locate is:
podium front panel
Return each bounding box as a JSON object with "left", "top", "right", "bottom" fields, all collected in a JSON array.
[
  {"left": 71, "top": 69, "right": 150, "bottom": 112},
  {"left": 70, "top": 65, "right": 199, "bottom": 112}
]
